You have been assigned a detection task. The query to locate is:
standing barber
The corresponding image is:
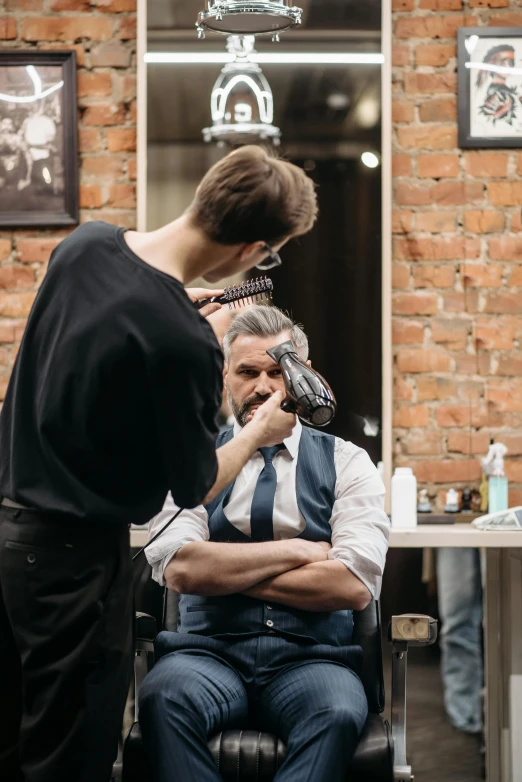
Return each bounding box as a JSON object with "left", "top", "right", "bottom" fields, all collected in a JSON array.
[{"left": 0, "top": 145, "right": 318, "bottom": 782}]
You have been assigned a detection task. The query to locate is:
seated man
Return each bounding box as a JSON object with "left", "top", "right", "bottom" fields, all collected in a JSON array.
[{"left": 141, "top": 306, "right": 390, "bottom": 782}]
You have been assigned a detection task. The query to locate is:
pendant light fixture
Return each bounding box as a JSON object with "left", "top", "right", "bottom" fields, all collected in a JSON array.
[
  {"left": 196, "top": 1, "right": 303, "bottom": 41},
  {"left": 202, "top": 35, "right": 281, "bottom": 146}
]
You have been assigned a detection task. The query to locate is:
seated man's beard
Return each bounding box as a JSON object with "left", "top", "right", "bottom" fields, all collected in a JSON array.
[{"left": 227, "top": 391, "right": 271, "bottom": 427}]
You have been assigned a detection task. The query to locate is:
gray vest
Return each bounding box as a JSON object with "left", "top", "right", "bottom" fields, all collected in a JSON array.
[{"left": 178, "top": 427, "right": 354, "bottom": 647}]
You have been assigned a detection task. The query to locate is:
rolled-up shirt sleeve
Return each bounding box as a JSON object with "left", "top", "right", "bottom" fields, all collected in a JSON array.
[
  {"left": 328, "top": 440, "right": 390, "bottom": 600},
  {"left": 145, "top": 491, "right": 209, "bottom": 586}
]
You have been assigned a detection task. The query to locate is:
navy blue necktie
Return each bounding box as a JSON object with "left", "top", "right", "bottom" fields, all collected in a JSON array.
[{"left": 250, "top": 445, "right": 285, "bottom": 541}]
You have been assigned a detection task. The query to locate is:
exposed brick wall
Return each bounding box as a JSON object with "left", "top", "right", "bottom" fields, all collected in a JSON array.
[
  {"left": 0, "top": 0, "right": 136, "bottom": 400},
  {"left": 392, "top": 0, "right": 522, "bottom": 509}
]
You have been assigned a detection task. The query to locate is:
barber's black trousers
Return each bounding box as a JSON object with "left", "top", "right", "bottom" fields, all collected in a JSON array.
[{"left": 0, "top": 508, "right": 133, "bottom": 782}]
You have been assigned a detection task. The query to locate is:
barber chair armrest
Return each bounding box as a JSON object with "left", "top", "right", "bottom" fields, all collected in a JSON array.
[
  {"left": 134, "top": 613, "right": 157, "bottom": 722},
  {"left": 388, "top": 615, "right": 438, "bottom": 782}
]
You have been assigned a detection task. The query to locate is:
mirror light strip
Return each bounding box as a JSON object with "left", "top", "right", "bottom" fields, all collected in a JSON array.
[{"left": 145, "top": 52, "right": 384, "bottom": 65}]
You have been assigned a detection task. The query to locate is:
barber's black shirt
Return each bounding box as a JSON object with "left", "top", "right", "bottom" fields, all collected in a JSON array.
[{"left": 0, "top": 221, "right": 223, "bottom": 524}]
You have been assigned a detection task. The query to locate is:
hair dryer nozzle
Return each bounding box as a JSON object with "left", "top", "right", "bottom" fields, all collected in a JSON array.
[{"left": 267, "top": 340, "right": 337, "bottom": 427}]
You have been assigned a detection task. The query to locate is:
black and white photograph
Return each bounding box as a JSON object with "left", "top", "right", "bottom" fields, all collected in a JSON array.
[
  {"left": 0, "top": 50, "right": 78, "bottom": 227},
  {"left": 458, "top": 27, "right": 522, "bottom": 148}
]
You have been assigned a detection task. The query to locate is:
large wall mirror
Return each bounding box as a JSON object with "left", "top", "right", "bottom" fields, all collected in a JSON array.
[{"left": 139, "top": 0, "right": 391, "bottom": 480}]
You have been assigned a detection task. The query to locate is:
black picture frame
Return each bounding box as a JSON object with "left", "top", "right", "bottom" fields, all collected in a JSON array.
[
  {"left": 458, "top": 27, "right": 522, "bottom": 148},
  {"left": 0, "top": 50, "right": 78, "bottom": 227}
]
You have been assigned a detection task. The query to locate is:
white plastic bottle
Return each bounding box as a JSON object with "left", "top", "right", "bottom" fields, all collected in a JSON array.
[{"left": 391, "top": 467, "right": 417, "bottom": 529}]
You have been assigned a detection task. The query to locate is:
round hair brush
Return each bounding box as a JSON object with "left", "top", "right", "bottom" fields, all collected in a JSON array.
[{"left": 194, "top": 276, "right": 274, "bottom": 310}]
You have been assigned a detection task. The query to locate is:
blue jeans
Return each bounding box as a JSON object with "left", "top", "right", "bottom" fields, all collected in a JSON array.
[
  {"left": 437, "top": 547, "right": 483, "bottom": 733},
  {"left": 139, "top": 632, "right": 368, "bottom": 782}
]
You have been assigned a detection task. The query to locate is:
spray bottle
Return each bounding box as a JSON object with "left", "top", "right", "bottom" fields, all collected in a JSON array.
[{"left": 482, "top": 442, "right": 508, "bottom": 513}]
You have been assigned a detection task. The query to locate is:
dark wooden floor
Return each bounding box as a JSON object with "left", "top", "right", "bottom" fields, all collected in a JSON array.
[{"left": 382, "top": 644, "right": 484, "bottom": 782}]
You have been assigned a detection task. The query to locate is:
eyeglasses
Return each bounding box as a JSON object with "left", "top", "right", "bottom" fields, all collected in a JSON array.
[{"left": 256, "top": 242, "right": 282, "bottom": 271}]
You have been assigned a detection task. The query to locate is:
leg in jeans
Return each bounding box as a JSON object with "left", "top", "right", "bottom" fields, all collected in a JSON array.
[
  {"left": 0, "top": 510, "right": 133, "bottom": 782},
  {"left": 139, "top": 650, "right": 249, "bottom": 782},
  {"left": 258, "top": 661, "right": 368, "bottom": 782},
  {"left": 437, "top": 547, "right": 483, "bottom": 733}
]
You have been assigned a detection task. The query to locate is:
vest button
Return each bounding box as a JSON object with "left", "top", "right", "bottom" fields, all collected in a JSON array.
[
  {"left": 266, "top": 620, "right": 274, "bottom": 627},
  {"left": 266, "top": 605, "right": 273, "bottom": 610}
]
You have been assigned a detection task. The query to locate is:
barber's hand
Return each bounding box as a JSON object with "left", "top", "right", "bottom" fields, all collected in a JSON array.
[
  {"left": 185, "top": 287, "right": 225, "bottom": 319},
  {"left": 248, "top": 390, "right": 296, "bottom": 447}
]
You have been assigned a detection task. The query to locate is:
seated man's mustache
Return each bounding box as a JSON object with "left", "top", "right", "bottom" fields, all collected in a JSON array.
[{"left": 242, "top": 394, "right": 272, "bottom": 410}]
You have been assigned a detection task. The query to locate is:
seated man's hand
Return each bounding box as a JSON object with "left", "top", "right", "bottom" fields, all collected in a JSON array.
[{"left": 247, "top": 390, "right": 296, "bottom": 446}]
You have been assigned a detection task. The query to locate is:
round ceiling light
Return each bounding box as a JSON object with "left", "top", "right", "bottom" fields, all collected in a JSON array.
[{"left": 196, "top": 2, "right": 303, "bottom": 40}]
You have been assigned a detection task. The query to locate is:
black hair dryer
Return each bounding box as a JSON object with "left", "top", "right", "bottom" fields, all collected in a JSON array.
[{"left": 266, "top": 340, "right": 337, "bottom": 427}]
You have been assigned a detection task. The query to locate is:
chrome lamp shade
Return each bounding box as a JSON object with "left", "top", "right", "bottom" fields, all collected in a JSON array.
[{"left": 196, "top": 1, "right": 303, "bottom": 40}]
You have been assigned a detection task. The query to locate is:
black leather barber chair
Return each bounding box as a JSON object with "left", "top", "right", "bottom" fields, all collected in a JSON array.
[{"left": 122, "top": 590, "right": 437, "bottom": 782}]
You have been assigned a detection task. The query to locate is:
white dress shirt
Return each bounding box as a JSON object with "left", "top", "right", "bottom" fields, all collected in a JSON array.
[{"left": 145, "top": 420, "right": 390, "bottom": 599}]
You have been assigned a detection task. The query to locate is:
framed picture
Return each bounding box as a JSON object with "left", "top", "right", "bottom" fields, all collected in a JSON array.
[{"left": 0, "top": 50, "right": 78, "bottom": 227}]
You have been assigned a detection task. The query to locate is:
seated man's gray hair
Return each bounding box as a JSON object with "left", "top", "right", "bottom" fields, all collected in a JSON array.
[{"left": 223, "top": 305, "right": 309, "bottom": 362}]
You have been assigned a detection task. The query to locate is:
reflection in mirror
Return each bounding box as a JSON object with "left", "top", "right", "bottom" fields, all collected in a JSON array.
[{"left": 146, "top": 0, "right": 383, "bottom": 463}]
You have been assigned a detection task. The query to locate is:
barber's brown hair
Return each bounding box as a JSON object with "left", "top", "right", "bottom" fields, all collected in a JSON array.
[{"left": 189, "top": 145, "right": 318, "bottom": 246}]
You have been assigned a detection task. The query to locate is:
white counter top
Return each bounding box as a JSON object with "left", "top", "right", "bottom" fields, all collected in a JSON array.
[{"left": 130, "top": 524, "right": 522, "bottom": 550}]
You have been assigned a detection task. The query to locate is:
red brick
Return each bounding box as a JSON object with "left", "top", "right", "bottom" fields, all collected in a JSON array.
[
  {"left": 129, "top": 100, "right": 136, "bottom": 124},
  {"left": 394, "top": 236, "right": 480, "bottom": 261},
  {"left": 39, "top": 43, "right": 87, "bottom": 67},
  {"left": 511, "top": 211, "right": 522, "bottom": 232},
  {"left": 50, "top": 0, "right": 90, "bottom": 9},
  {"left": 436, "top": 404, "right": 489, "bottom": 427},
  {"left": 393, "top": 211, "right": 414, "bottom": 233},
  {"left": 0, "top": 320, "right": 21, "bottom": 343},
  {"left": 127, "top": 158, "right": 137, "bottom": 181},
  {"left": 0, "top": 17, "right": 16, "bottom": 39},
  {"left": 510, "top": 489, "right": 522, "bottom": 507},
  {"left": 495, "top": 354, "right": 522, "bottom": 376},
  {"left": 79, "top": 185, "right": 105, "bottom": 209},
  {"left": 392, "top": 45, "right": 410, "bottom": 67},
  {"left": 392, "top": 262, "right": 410, "bottom": 289},
  {"left": 393, "top": 0, "right": 414, "bottom": 8},
  {"left": 394, "top": 376, "right": 414, "bottom": 401},
  {"left": 413, "top": 265, "right": 456, "bottom": 288},
  {"left": 395, "top": 183, "right": 431, "bottom": 206},
  {"left": 488, "top": 380, "right": 522, "bottom": 412},
  {"left": 414, "top": 460, "right": 482, "bottom": 483},
  {"left": 460, "top": 263, "right": 503, "bottom": 288},
  {"left": 415, "top": 43, "right": 456, "bottom": 67},
  {"left": 392, "top": 320, "right": 425, "bottom": 344},
  {"left": 6, "top": 0, "right": 41, "bottom": 8},
  {"left": 489, "top": 236, "right": 522, "bottom": 260},
  {"left": 483, "top": 292, "right": 522, "bottom": 314},
  {"left": 91, "top": 43, "right": 132, "bottom": 68},
  {"left": 417, "top": 376, "right": 456, "bottom": 401},
  {"left": 419, "top": 0, "right": 462, "bottom": 6},
  {"left": 448, "top": 431, "right": 491, "bottom": 455},
  {"left": 96, "top": 0, "right": 136, "bottom": 9},
  {"left": 404, "top": 73, "right": 457, "bottom": 95},
  {"left": 0, "top": 240, "right": 11, "bottom": 262},
  {"left": 22, "top": 17, "right": 113, "bottom": 42},
  {"left": 505, "top": 461, "right": 522, "bottom": 483},
  {"left": 488, "top": 182, "right": 522, "bottom": 206},
  {"left": 107, "top": 128, "right": 136, "bottom": 152},
  {"left": 119, "top": 17, "right": 136, "bottom": 39},
  {"left": 419, "top": 97, "right": 457, "bottom": 123},
  {"left": 431, "top": 318, "right": 469, "bottom": 349},
  {"left": 107, "top": 184, "right": 136, "bottom": 209},
  {"left": 120, "top": 75, "right": 137, "bottom": 101},
  {"left": 393, "top": 292, "right": 438, "bottom": 315},
  {"left": 83, "top": 210, "right": 136, "bottom": 229},
  {"left": 403, "top": 431, "right": 443, "bottom": 455},
  {"left": 490, "top": 13, "right": 522, "bottom": 25},
  {"left": 82, "top": 156, "right": 123, "bottom": 179},
  {"left": 397, "top": 125, "right": 457, "bottom": 150},
  {"left": 0, "top": 268, "right": 35, "bottom": 290},
  {"left": 441, "top": 290, "right": 480, "bottom": 313},
  {"left": 16, "top": 238, "right": 61, "bottom": 263},
  {"left": 0, "top": 293, "right": 36, "bottom": 318},
  {"left": 392, "top": 154, "right": 412, "bottom": 177},
  {"left": 0, "top": 377, "right": 9, "bottom": 401},
  {"left": 470, "top": 0, "right": 508, "bottom": 5},
  {"left": 79, "top": 128, "right": 103, "bottom": 153},
  {"left": 393, "top": 405, "right": 431, "bottom": 428},
  {"left": 395, "top": 15, "right": 478, "bottom": 40},
  {"left": 416, "top": 211, "right": 458, "bottom": 233},
  {"left": 393, "top": 101, "right": 415, "bottom": 123},
  {"left": 501, "top": 433, "right": 522, "bottom": 455},
  {"left": 464, "top": 210, "right": 505, "bottom": 233},
  {"left": 417, "top": 155, "right": 459, "bottom": 179},
  {"left": 82, "top": 103, "right": 125, "bottom": 126},
  {"left": 77, "top": 72, "right": 112, "bottom": 98},
  {"left": 510, "top": 266, "right": 522, "bottom": 286},
  {"left": 474, "top": 318, "right": 515, "bottom": 350},
  {"left": 396, "top": 347, "right": 451, "bottom": 373},
  {"left": 432, "top": 181, "right": 483, "bottom": 205},
  {"left": 464, "top": 152, "right": 508, "bottom": 178}
]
